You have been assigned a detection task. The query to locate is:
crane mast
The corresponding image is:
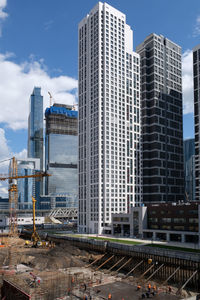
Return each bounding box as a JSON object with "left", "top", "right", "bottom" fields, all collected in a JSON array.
[
  {"left": 8, "top": 157, "right": 18, "bottom": 236},
  {"left": 0, "top": 157, "right": 51, "bottom": 236}
]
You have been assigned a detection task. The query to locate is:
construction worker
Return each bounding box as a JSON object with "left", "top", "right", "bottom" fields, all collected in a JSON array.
[
  {"left": 168, "top": 286, "right": 172, "bottom": 293},
  {"left": 137, "top": 284, "right": 141, "bottom": 291},
  {"left": 108, "top": 293, "right": 112, "bottom": 299},
  {"left": 153, "top": 285, "right": 157, "bottom": 291},
  {"left": 148, "top": 283, "right": 151, "bottom": 292}
]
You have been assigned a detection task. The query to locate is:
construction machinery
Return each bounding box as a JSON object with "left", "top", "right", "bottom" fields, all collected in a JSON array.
[
  {"left": 0, "top": 157, "right": 51, "bottom": 236},
  {"left": 25, "top": 196, "right": 54, "bottom": 248},
  {"left": 30, "top": 196, "right": 41, "bottom": 247}
]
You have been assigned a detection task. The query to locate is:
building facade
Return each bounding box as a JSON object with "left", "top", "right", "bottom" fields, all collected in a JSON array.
[
  {"left": 17, "top": 158, "right": 40, "bottom": 209},
  {"left": 28, "top": 87, "right": 44, "bottom": 171},
  {"left": 78, "top": 2, "right": 142, "bottom": 234},
  {"left": 184, "top": 138, "right": 195, "bottom": 201},
  {"left": 193, "top": 45, "right": 200, "bottom": 202},
  {"left": 45, "top": 104, "right": 78, "bottom": 208},
  {"left": 136, "top": 34, "right": 184, "bottom": 203},
  {"left": 112, "top": 203, "right": 200, "bottom": 246}
]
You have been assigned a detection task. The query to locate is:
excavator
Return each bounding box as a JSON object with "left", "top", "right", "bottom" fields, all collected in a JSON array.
[{"left": 25, "top": 197, "right": 54, "bottom": 248}]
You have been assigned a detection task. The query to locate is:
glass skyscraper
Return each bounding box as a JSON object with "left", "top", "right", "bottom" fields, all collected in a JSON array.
[
  {"left": 28, "top": 87, "right": 44, "bottom": 171},
  {"left": 45, "top": 104, "right": 78, "bottom": 208},
  {"left": 17, "top": 158, "right": 40, "bottom": 209},
  {"left": 184, "top": 139, "right": 195, "bottom": 201}
]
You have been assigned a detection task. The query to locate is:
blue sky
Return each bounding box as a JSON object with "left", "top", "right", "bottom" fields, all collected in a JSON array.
[{"left": 0, "top": 0, "right": 199, "bottom": 195}]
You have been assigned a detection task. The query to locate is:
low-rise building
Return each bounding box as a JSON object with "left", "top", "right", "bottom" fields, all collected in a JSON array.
[
  {"left": 112, "top": 203, "right": 200, "bottom": 246},
  {"left": 0, "top": 216, "right": 45, "bottom": 229}
]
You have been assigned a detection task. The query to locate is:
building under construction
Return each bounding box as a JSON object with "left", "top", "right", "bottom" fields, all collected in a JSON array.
[{"left": 45, "top": 104, "right": 78, "bottom": 208}]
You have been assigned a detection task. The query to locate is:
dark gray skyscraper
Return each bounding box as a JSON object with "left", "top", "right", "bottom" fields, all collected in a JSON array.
[
  {"left": 28, "top": 87, "right": 44, "bottom": 171},
  {"left": 193, "top": 44, "right": 200, "bottom": 201},
  {"left": 183, "top": 138, "right": 195, "bottom": 201},
  {"left": 136, "top": 33, "right": 184, "bottom": 203}
]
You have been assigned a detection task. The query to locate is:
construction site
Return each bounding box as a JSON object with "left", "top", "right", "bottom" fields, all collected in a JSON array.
[
  {"left": 0, "top": 233, "right": 200, "bottom": 300},
  {"left": 0, "top": 157, "right": 199, "bottom": 299}
]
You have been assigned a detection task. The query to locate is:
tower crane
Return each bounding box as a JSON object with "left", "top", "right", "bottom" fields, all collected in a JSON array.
[
  {"left": 48, "top": 91, "right": 53, "bottom": 107},
  {"left": 0, "top": 157, "right": 51, "bottom": 236}
]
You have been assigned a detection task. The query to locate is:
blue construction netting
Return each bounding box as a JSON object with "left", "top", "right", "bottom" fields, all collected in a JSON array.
[{"left": 45, "top": 106, "right": 78, "bottom": 118}]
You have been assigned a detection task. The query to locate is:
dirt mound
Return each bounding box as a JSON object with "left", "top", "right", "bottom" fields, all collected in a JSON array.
[
  {"left": 14, "top": 243, "right": 90, "bottom": 271},
  {"left": 0, "top": 237, "right": 99, "bottom": 272}
]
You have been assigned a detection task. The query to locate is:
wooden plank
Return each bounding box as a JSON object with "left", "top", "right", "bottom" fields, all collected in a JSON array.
[
  {"left": 108, "top": 257, "right": 125, "bottom": 271},
  {"left": 86, "top": 254, "right": 105, "bottom": 268},
  {"left": 163, "top": 267, "right": 180, "bottom": 285},
  {"left": 95, "top": 255, "right": 114, "bottom": 271},
  {"left": 138, "top": 264, "right": 154, "bottom": 279},
  {"left": 145, "top": 264, "right": 164, "bottom": 282},
  {"left": 116, "top": 258, "right": 132, "bottom": 273},
  {"left": 124, "top": 260, "right": 143, "bottom": 278},
  {"left": 176, "top": 270, "right": 198, "bottom": 295}
]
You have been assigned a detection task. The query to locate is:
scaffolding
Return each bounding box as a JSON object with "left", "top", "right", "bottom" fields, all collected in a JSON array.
[{"left": 45, "top": 104, "right": 78, "bottom": 136}]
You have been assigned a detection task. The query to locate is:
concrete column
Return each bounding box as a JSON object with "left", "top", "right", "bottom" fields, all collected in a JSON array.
[
  {"left": 121, "top": 224, "right": 124, "bottom": 237},
  {"left": 166, "top": 232, "right": 170, "bottom": 242},
  {"left": 111, "top": 225, "right": 114, "bottom": 236},
  {"left": 152, "top": 231, "right": 156, "bottom": 241},
  {"left": 130, "top": 227, "right": 133, "bottom": 238},
  {"left": 181, "top": 234, "right": 185, "bottom": 243}
]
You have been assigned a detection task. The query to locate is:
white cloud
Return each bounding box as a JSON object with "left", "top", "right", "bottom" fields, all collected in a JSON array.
[
  {"left": 0, "top": 0, "right": 8, "bottom": 20},
  {"left": 0, "top": 127, "right": 10, "bottom": 159},
  {"left": 0, "top": 0, "right": 8, "bottom": 36},
  {"left": 15, "top": 149, "right": 27, "bottom": 160},
  {"left": 193, "top": 15, "right": 200, "bottom": 37},
  {"left": 182, "top": 49, "right": 194, "bottom": 115},
  {"left": 0, "top": 53, "right": 78, "bottom": 130}
]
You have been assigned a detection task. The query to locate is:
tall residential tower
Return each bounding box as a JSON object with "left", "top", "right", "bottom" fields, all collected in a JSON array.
[
  {"left": 193, "top": 44, "right": 200, "bottom": 201},
  {"left": 78, "top": 2, "right": 142, "bottom": 234},
  {"left": 28, "top": 87, "right": 44, "bottom": 171},
  {"left": 136, "top": 34, "right": 184, "bottom": 203}
]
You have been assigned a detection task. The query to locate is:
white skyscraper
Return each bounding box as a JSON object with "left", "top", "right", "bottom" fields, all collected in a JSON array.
[{"left": 78, "top": 2, "right": 141, "bottom": 234}]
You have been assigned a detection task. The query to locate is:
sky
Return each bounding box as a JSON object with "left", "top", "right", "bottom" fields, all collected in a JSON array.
[{"left": 0, "top": 0, "right": 200, "bottom": 196}]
